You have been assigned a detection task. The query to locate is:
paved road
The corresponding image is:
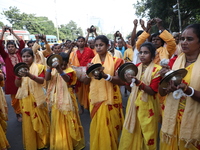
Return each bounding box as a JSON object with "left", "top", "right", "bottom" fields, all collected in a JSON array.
[{"left": 5, "top": 87, "right": 129, "bottom": 150}]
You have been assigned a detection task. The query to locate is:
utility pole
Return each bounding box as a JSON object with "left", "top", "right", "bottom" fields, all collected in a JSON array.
[
  {"left": 177, "top": 0, "right": 182, "bottom": 33},
  {"left": 54, "top": 0, "right": 59, "bottom": 41}
]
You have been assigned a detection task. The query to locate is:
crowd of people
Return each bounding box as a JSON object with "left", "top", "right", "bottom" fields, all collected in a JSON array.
[{"left": 0, "top": 17, "right": 200, "bottom": 150}]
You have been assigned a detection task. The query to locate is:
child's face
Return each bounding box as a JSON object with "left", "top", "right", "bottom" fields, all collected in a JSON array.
[
  {"left": 53, "top": 45, "right": 61, "bottom": 54},
  {"left": 60, "top": 61, "right": 68, "bottom": 70},
  {"left": 22, "top": 51, "right": 34, "bottom": 66}
]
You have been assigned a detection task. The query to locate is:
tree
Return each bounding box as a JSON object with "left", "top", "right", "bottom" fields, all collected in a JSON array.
[
  {"left": 133, "top": 0, "right": 200, "bottom": 32},
  {"left": 59, "top": 20, "right": 83, "bottom": 40},
  {"left": 0, "top": 21, "right": 4, "bottom": 27}
]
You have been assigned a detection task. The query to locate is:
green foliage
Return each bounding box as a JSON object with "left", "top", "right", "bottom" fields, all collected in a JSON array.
[
  {"left": 0, "top": 21, "right": 4, "bottom": 27},
  {"left": 133, "top": 0, "right": 200, "bottom": 32},
  {"left": 1, "top": 6, "right": 84, "bottom": 40}
]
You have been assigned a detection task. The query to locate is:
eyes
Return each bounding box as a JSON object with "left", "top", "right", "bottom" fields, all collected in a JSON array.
[
  {"left": 180, "top": 37, "right": 194, "bottom": 42},
  {"left": 138, "top": 51, "right": 150, "bottom": 55}
]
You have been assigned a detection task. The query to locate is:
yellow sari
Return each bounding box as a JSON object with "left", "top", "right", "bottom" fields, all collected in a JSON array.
[
  {"left": 89, "top": 53, "right": 124, "bottom": 150},
  {"left": 119, "top": 63, "right": 161, "bottom": 150},
  {"left": 0, "top": 77, "right": 10, "bottom": 150},
  {"left": 46, "top": 67, "right": 85, "bottom": 150},
  {"left": 16, "top": 63, "right": 50, "bottom": 150},
  {"left": 161, "top": 58, "right": 200, "bottom": 150}
]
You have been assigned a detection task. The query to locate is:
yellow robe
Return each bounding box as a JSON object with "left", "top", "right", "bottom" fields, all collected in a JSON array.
[
  {"left": 119, "top": 63, "right": 161, "bottom": 150},
  {"left": 89, "top": 53, "right": 124, "bottom": 150},
  {"left": 16, "top": 64, "right": 50, "bottom": 150},
  {"left": 46, "top": 67, "right": 85, "bottom": 150},
  {"left": 0, "top": 78, "right": 10, "bottom": 150}
]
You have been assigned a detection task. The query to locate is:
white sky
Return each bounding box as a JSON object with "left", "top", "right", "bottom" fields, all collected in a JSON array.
[{"left": 0, "top": 0, "right": 145, "bottom": 37}]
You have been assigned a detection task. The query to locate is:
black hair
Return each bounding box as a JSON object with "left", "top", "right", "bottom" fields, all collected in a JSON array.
[
  {"left": 21, "top": 48, "right": 34, "bottom": 58},
  {"left": 27, "top": 40, "right": 34, "bottom": 46},
  {"left": 52, "top": 44, "right": 59, "bottom": 50},
  {"left": 150, "top": 33, "right": 165, "bottom": 46},
  {"left": 94, "top": 35, "right": 109, "bottom": 45},
  {"left": 77, "top": 36, "right": 85, "bottom": 41},
  {"left": 183, "top": 24, "right": 200, "bottom": 42},
  {"left": 66, "top": 40, "right": 71, "bottom": 43},
  {"left": 6, "top": 41, "right": 17, "bottom": 48},
  {"left": 136, "top": 30, "right": 143, "bottom": 38},
  {"left": 140, "top": 42, "right": 156, "bottom": 59},
  {"left": 59, "top": 52, "right": 69, "bottom": 64}
]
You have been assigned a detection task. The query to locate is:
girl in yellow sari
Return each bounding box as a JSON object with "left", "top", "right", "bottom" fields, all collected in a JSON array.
[
  {"left": 0, "top": 70, "right": 10, "bottom": 150},
  {"left": 15, "top": 48, "right": 50, "bottom": 150},
  {"left": 46, "top": 52, "right": 85, "bottom": 150},
  {"left": 119, "top": 42, "right": 162, "bottom": 150},
  {"left": 159, "top": 24, "right": 200, "bottom": 149},
  {"left": 84, "top": 35, "right": 125, "bottom": 150}
]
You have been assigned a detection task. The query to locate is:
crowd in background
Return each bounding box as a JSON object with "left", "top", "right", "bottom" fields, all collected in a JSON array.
[{"left": 0, "top": 17, "right": 200, "bottom": 150}]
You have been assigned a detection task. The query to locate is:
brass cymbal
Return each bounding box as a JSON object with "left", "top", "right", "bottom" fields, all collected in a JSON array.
[
  {"left": 118, "top": 62, "right": 138, "bottom": 82},
  {"left": 159, "top": 68, "right": 188, "bottom": 88},
  {"left": 13, "top": 62, "right": 29, "bottom": 77},
  {"left": 46, "top": 54, "right": 63, "bottom": 67},
  {"left": 86, "top": 63, "right": 102, "bottom": 78}
]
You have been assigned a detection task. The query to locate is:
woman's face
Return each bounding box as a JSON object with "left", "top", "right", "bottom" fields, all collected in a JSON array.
[
  {"left": 152, "top": 36, "right": 162, "bottom": 49},
  {"left": 95, "top": 39, "right": 109, "bottom": 55},
  {"left": 22, "top": 51, "right": 34, "bottom": 66},
  {"left": 77, "top": 38, "right": 85, "bottom": 48},
  {"left": 53, "top": 45, "right": 61, "bottom": 54},
  {"left": 180, "top": 28, "right": 200, "bottom": 55},
  {"left": 139, "top": 46, "right": 152, "bottom": 65}
]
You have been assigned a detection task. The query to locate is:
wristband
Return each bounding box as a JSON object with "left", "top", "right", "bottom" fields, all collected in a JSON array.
[
  {"left": 30, "top": 75, "right": 36, "bottom": 80},
  {"left": 185, "top": 86, "right": 194, "bottom": 97},
  {"left": 136, "top": 80, "right": 142, "bottom": 86},
  {"left": 105, "top": 74, "right": 111, "bottom": 81},
  {"left": 46, "top": 69, "right": 52, "bottom": 73},
  {"left": 60, "top": 72, "right": 66, "bottom": 76},
  {"left": 108, "top": 76, "right": 113, "bottom": 81}
]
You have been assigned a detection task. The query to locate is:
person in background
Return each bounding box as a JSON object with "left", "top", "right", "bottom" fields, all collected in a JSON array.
[
  {"left": 69, "top": 36, "right": 95, "bottom": 114},
  {"left": 32, "top": 34, "right": 52, "bottom": 66},
  {"left": 0, "top": 69, "right": 10, "bottom": 150},
  {"left": 52, "top": 43, "right": 62, "bottom": 54},
  {"left": 119, "top": 42, "right": 162, "bottom": 150},
  {"left": 27, "top": 40, "right": 34, "bottom": 49},
  {"left": 0, "top": 26, "right": 25, "bottom": 122},
  {"left": 159, "top": 23, "right": 200, "bottom": 150},
  {"left": 114, "top": 31, "right": 127, "bottom": 57},
  {"left": 136, "top": 18, "right": 176, "bottom": 65},
  {"left": 84, "top": 35, "right": 124, "bottom": 150},
  {"left": 15, "top": 48, "right": 50, "bottom": 150},
  {"left": 85, "top": 26, "right": 98, "bottom": 55},
  {"left": 108, "top": 40, "right": 123, "bottom": 59},
  {"left": 46, "top": 52, "right": 85, "bottom": 150}
]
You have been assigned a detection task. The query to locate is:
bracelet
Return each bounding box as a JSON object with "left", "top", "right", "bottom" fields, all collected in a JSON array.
[
  {"left": 136, "top": 80, "right": 142, "bottom": 86},
  {"left": 108, "top": 76, "right": 113, "bottom": 81},
  {"left": 140, "top": 83, "right": 146, "bottom": 90},
  {"left": 31, "top": 75, "right": 36, "bottom": 80},
  {"left": 46, "top": 69, "right": 52, "bottom": 73},
  {"left": 185, "top": 86, "right": 195, "bottom": 97},
  {"left": 105, "top": 74, "right": 111, "bottom": 81},
  {"left": 86, "top": 74, "right": 90, "bottom": 78},
  {"left": 125, "top": 82, "right": 131, "bottom": 86},
  {"left": 60, "top": 72, "right": 66, "bottom": 76}
]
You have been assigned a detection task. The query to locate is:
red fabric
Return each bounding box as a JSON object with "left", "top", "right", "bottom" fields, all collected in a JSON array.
[
  {"left": 38, "top": 70, "right": 45, "bottom": 78},
  {"left": 0, "top": 40, "right": 25, "bottom": 94},
  {"left": 77, "top": 47, "right": 95, "bottom": 66},
  {"left": 168, "top": 55, "right": 177, "bottom": 69},
  {"left": 150, "top": 76, "right": 162, "bottom": 92}
]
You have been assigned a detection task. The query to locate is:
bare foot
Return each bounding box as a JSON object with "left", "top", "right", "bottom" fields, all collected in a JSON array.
[
  {"left": 16, "top": 114, "right": 22, "bottom": 122},
  {"left": 79, "top": 106, "right": 84, "bottom": 115}
]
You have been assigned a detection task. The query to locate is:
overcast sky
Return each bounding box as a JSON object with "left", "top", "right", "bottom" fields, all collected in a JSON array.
[{"left": 0, "top": 0, "right": 145, "bottom": 36}]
